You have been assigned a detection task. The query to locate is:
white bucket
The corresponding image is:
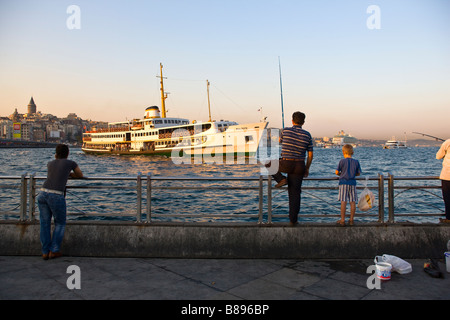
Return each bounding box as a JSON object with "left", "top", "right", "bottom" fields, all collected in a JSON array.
[
  {"left": 376, "top": 262, "right": 392, "bottom": 280},
  {"left": 445, "top": 252, "right": 450, "bottom": 273}
]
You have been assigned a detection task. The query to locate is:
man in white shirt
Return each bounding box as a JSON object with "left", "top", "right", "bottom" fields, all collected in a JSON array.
[{"left": 436, "top": 139, "right": 450, "bottom": 223}]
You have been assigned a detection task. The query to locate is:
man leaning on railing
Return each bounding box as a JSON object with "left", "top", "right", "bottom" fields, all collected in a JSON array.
[{"left": 37, "top": 144, "right": 84, "bottom": 260}]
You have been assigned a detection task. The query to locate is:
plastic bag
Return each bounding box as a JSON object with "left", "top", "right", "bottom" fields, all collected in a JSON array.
[
  {"left": 374, "top": 254, "right": 412, "bottom": 274},
  {"left": 358, "top": 177, "right": 375, "bottom": 211}
]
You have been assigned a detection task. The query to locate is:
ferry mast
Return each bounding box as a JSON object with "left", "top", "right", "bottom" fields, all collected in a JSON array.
[{"left": 158, "top": 63, "right": 168, "bottom": 118}]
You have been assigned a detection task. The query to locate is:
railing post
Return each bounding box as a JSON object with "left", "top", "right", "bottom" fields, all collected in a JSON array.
[
  {"left": 136, "top": 173, "right": 142, "bottom": 222},
  {"left": 388, "top": 172, "right": 395, "bottom": 223},
  {"left": 267, "top": 175, "right": 272, "bottom": 224},
  {"left": 146, "top": 173, "right": 152, "bottom": 223},
  {"left": 258, "top": 175, "right": 263, "bottom": 224},
  {"left": 20, "top": 172, "right": 28, "bottom": 221},
  {"left": 28, "top": 172, "right": 36, "bottom": 221},
  {"left": 377, "top": 173, "right": 384, "bottom": 223}
]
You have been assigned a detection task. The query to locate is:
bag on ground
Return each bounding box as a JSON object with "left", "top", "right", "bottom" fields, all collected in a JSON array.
[{"left": 374, "top": 254, "right": 412, "bottom": 274}]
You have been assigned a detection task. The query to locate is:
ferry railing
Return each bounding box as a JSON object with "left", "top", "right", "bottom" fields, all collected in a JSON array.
[
  {"left": 0, "top": 173, "right": 445, "bottom": 224},
  {"left": 386, "top": 173, "right": 443, "bottom": 223}
]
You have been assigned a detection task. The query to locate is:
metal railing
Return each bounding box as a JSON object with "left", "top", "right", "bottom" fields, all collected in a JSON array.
[
  {"left": 0, "top": 173, "right": 444, "bottom": 224},
  {"left": 386, "top": 173, "right": 443, "bottom": 223}
]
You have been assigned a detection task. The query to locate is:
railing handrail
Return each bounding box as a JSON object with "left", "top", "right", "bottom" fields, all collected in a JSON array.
[{"left": 0, "top": 173, "right": 444, "bottom": 224}]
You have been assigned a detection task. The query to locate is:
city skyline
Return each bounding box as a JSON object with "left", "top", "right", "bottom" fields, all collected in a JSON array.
[{"left": 1, "top": 0, "right": 449, "bottom": 140}]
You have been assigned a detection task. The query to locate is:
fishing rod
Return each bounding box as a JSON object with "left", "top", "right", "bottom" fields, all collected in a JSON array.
[
  {"left": 412, "top": 132, "right": 445, "bottom": 142},
  {"left": 278, "top": 56, "right": 285, "bottom": 129}
]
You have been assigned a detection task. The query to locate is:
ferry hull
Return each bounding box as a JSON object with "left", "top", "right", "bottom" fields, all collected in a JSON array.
[{"left": 82, "top": 121, "right": 268, "bottom": 160}]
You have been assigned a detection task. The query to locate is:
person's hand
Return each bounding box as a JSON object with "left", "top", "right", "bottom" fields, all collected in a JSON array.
[{"left": 304, "top": 168, "right": 309, "bottom": 178}]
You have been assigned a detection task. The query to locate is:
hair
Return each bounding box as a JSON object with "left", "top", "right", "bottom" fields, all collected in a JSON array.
[
  {"left": 342, "top": 144, "right": 354, "bottom": 155},
  {"left": 292, "top": 111, "right": 305, "bottom": 125},
  {"left": 55, "top": 144, "right": 69, "bottom": 159}
]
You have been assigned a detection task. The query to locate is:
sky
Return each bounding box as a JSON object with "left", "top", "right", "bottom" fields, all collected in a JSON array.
[{"left": 0, "top": 0, "right": 449, "bottom": 140}]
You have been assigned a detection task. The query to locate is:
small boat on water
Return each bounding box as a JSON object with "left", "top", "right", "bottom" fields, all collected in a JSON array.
[
  {"left": 82, "top": 64, "right": 268, "bottom": 158},
  {"left": 383, "top": 137, "right": 407, "bottom": 149}
]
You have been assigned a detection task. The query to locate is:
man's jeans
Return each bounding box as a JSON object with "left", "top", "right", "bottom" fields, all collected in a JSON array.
[
  {"left": 38, "top": 192, "right": 67, "bottom": 254},
  {"left": 272, "top": 161, "right": 306, "bottom": 224}
]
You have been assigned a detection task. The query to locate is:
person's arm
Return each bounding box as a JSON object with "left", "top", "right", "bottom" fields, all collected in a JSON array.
[
  {"left": 356, "top": 162, "right": 361, "bottom": 176},
  {"left": 436, "top": 140, "right": 449, "bottom": 160},
  {"left": 304, "top": 151, "right": 313, "bottom": 178},
  {"left": 70, "top": 166, "right": 84, "bottom": 179}
]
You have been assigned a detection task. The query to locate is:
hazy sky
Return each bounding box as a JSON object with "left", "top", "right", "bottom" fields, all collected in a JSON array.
[{"left": 0, "top": 0, "right": 449, "bottom": 139}]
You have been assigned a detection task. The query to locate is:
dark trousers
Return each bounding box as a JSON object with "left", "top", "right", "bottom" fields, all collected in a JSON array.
[
  {"left": 442, "top": 180, "right": 450, "bottom": 219},
  {"left": 273, "top": 162, "right": 306, "bottom": 223}
]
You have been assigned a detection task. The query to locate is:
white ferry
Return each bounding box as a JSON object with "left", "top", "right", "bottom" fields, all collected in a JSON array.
[
  {"left": 82, "top": 64, "right": 268, "bottom": 158},
  {"left": 383, "top": 137, "right": 407, "bottom": 149}
]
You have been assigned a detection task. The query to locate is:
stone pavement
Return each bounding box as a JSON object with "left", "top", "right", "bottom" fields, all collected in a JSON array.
[{"left": 0, "top": 256, "right": 449, "bottom": 303}]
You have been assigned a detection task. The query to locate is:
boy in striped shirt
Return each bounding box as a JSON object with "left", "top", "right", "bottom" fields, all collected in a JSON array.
[{"left": 335, "top": 144, "right": 361, "bottom": 226}]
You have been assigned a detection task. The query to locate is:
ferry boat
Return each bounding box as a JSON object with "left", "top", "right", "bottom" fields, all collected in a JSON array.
[
  {"left": 82, "top": 64, "right": 268, "bottom": 158},
  {"left": 331, "top": 130, "right": 358, "bottom": 146},
  {"left": 383, "top": 137, "right": 407, "bottom": 149}
]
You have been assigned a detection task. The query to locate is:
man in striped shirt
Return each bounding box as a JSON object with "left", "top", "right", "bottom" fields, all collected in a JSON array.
[{"left": 273, "top": 112, "right": 314, "bottom": 225}]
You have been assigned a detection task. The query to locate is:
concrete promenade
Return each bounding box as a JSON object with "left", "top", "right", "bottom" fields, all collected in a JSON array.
[
  {"left": 1, "top": 220, "right": 449, "bottom": 304},
  {"left": 0, "top": 255, "right": 449, "bottom": 302}
]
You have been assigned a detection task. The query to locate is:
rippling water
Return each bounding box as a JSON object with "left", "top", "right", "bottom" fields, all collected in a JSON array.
[{"left": 0, "top": 146, "right": 445, "bottom": 223}]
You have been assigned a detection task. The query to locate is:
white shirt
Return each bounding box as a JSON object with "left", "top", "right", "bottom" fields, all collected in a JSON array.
[{"left": 436, "top": 139, "right": 450, "bottom": 180}]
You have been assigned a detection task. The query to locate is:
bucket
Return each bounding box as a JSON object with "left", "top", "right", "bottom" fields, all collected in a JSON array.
[
  {"left": 445, "top": 252, "right": 450, "bottom": 273},
  {"left": 376, "top": 262, "right": 392, "bottom": 280}
]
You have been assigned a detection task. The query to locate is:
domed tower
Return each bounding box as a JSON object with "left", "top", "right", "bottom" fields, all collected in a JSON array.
[
  {"left": 27, "top": 97, "right": 36, "bottom": 114},
  {"left": 144, "top": 106, "right": 161, "bottom": 119}
]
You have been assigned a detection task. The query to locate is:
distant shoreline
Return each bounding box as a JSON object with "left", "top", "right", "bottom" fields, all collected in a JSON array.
[{"left": 0, "top": 139, "right": 58, "bottom": 148}]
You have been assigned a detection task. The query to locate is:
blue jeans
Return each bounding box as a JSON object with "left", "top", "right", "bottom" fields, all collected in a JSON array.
[
  {"left": 37, "top": 192, "right": 67, "bottom": 254},
  {"left": 273, "top": 161, "right": 306, "bottom": 224}
]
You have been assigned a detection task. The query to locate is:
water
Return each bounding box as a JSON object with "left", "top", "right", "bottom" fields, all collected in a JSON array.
[{"left": 0, "top": 146, "right": 445, "bottom": 223}]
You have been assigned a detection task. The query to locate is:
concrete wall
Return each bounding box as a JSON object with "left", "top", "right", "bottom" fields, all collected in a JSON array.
[{"left": 1, "top": 221, "right": 449, "bottom": 259}]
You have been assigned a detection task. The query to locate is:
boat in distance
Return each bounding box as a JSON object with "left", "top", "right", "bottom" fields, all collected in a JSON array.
[
  {"left": 82, "top": 64, "right": 268, "bottom": 157},
  {"left": 383, "top": 137, "right": 407, "bottom": 149}
]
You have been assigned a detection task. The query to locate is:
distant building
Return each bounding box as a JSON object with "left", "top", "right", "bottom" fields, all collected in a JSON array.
[{"left": 27, "top": 97, "right": 37, "bottom": 114}]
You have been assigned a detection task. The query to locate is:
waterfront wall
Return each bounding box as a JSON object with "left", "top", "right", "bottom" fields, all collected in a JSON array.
[{"left": 1, "top": 221, "right": 449, "bottom": 259}]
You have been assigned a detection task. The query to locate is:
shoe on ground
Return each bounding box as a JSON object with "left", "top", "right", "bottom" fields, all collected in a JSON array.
[
  {"left": 49, "top": 251, "right": 62, "bottom": 259},
  {"left": 275, "top": 179, "right": 287, "bottom": 188},
  {"left": 42, "top": 253, "right": 49, "bottom": 260}
]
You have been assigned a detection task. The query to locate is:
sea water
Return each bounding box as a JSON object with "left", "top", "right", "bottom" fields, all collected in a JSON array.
[{"left": 0, "top": 146, "right": 445, "bottom": 223}]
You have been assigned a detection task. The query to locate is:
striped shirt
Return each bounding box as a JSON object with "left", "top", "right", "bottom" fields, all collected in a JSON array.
[{"left": 280, "top": 125, "right": 313, "bottom": 160}]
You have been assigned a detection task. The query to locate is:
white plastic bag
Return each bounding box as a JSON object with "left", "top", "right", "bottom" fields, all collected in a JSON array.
[
  {"left": 358, "top": 177, "right": 375, "bottom": 211},
  {"left": 374, "top": 254, "right": 412, "bottom": 274}
]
